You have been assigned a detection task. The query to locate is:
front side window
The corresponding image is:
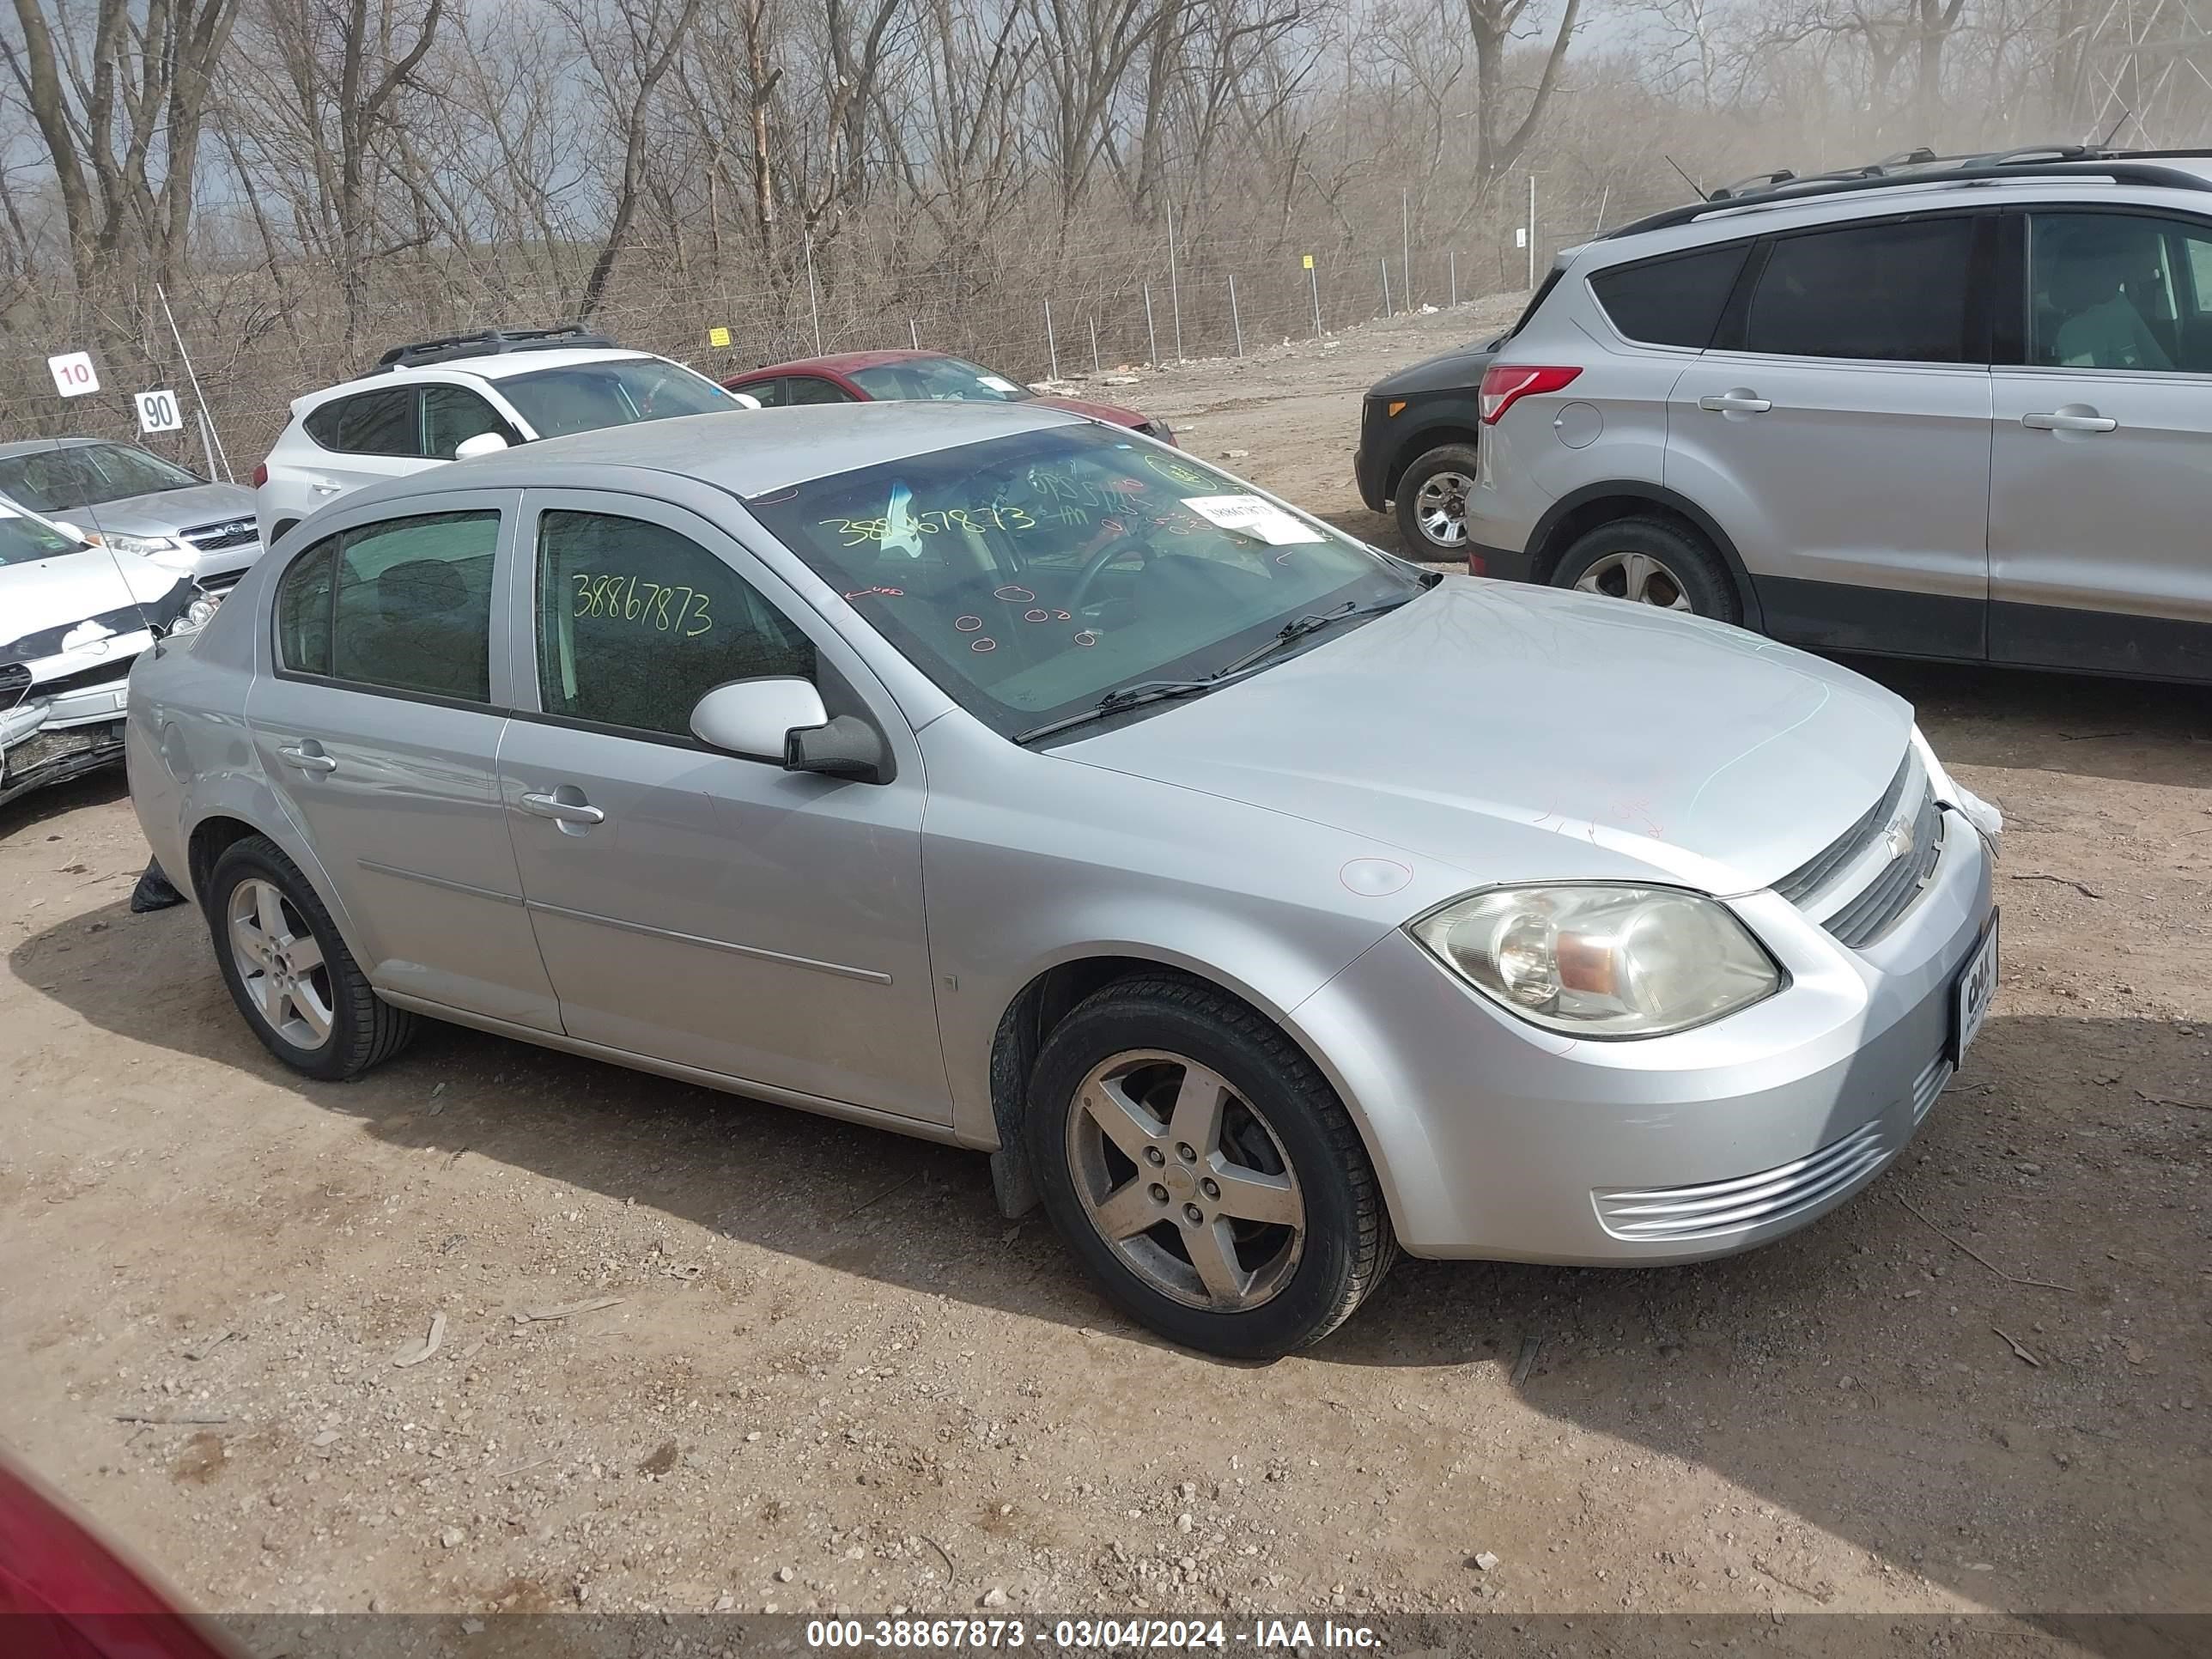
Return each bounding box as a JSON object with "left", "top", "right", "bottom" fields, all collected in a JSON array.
[
  {"left": 1742, "top": 216, "right": 1975, "bottom": 363},
  {"left": 848, "top": 358, "right": 1030, "bottom": 403},
  {"left": 738, "top": 377, "right": 788, "bottom": 408},
  {"left": 744, "top": 425, "right": 1424, "bottom": 737},
  {"left": 275, "top": 539, "right": 336, "bottom": 674},
  {"left": 536, "top": 509, "right": 815, "bottom": 739},
  {"left": 495, "top": 358, "right": 737, "bottom": 439},
  {"left": 2027, "top": 211, "right": 2212, "bottom": 372},
  {"left": 422, "top": 386, "right": 515, "bottom": 459},
  {"left": 328, "top": 511, "right": 497, "bottom": 702},
  {"left": 0, "top": 442, "right": 199, "bottom": 513},
  {"left": 1590, "top": 244, "right": 1750, "bottom": 349}
]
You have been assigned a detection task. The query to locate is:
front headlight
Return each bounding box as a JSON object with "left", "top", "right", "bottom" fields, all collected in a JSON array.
[
  {"left": 1408, "top": 884, "right": 1782, "bottom": 1038},
  {"left": 169, "top": 592, "right": 220, "bottom": 635},
  {"left": 105, "top": 532, "right": 190, "bottom": 563}
]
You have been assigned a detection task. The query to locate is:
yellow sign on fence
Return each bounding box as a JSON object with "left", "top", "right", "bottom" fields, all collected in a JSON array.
[
  {"left": 1301, "top": 254, "right": 1314, "bottom": 270},
  {"left": 708, "top": 325, "right": 732, "bottom": 349}
]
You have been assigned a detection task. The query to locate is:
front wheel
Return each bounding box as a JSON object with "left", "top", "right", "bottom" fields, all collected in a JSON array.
[
  {"left": 1027, "top": 977, "right": 1395, "bottom": 1358},
  {"left": 204, "top": 835, "right": 416, "bottom": 1080},
  {"left": 1550, "top": 517, "right": 1739, "bottom": 623},
  {"left": 1393, "top": 443, "right": 1482, "bottom": 558}
]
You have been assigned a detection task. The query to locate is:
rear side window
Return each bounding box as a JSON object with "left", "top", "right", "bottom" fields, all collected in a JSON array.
[
  {"left": 329, "top": 511, "right": 499, "bottom": 702},
  {"left": 305, "top": 388, "right": 419, "bottom": 456},
  {"left": 785, "top": 375, "right": 854, "bottom": 405},
  {"left": 1591, "top": 244, "right": 1750, "bottom": 348},
  {"left": 275, "top": 541, "right": 335, "bottom": 675},
  {"left": 1741, "top": 216, "right": 1976, "bottom": 362}
]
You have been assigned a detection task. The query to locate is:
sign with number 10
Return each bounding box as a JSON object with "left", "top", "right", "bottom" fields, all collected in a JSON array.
[{"left": 47, "top": 350, "right": 99, "bottom": 397}]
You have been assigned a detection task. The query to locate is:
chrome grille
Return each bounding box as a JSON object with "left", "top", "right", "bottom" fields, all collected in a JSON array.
[
  {"left": 1776, "top": 756, "right": 1911, "bottom": 905},
  {"left": 1824, "top": 786, "right": 1943, "bottom": 948},
  {"left": 182, "top": 518, "right": 259, "bottom": 551},
  {"left": 1594, "top": 1118, "right": 1889, "bottom": 1242}
]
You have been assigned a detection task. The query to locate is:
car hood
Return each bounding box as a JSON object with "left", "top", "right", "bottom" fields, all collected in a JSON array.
[
  {"left": 0, "top": 549, "right": 184, "bottom": 667},
  {"left": 1367, "top": 337, "right": 1506, "bottom": 398},
  {"left": 1033, "top": 394, "right": 1147, "bottom": 428},
  {"left": 1057, "top": 579, "right": 1914, "bottom": 896},
  {"left": 70, "top": 482, "right": 257, "bottom": 538}
]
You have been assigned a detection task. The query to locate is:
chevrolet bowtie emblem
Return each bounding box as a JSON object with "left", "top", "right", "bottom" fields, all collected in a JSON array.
[{"left": 1884, "top": 815, "right": 1916, "bottom": 861}]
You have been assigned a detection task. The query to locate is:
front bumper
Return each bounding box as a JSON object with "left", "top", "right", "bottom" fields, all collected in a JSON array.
[{"left": 1294, "top": 806, "right": 1994, "bottom": 1263}]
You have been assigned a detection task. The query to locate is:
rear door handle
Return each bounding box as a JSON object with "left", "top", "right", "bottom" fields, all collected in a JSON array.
[
  {"left": 276, "top": 742, "right": 337, "bottom": 775},
  {"left": 1698, "top": 391, "right": 1772, "bottom": 413},
  {"left": 519, "top": 789, "right": 605, "bottom": 827},
  {"left": 2021, "top": 410, "right": 2117, "bottom": 433}
]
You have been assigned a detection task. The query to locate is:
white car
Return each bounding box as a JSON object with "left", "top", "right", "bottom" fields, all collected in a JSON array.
[
  {"left": 1, "top": 500, "right": 215, "bottom": 807},
  {"left": 253, "top": 327, "right": 759, "bottom": 546}
]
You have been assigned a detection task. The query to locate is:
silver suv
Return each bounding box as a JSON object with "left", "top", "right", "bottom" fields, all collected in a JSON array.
[{"left": 1464, "top": 146, "right": 2212, "bottom": 683}]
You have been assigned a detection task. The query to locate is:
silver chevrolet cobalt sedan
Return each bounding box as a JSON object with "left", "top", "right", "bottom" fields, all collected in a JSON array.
[{"left": 126, "top": 403, "right": 1999, "bottom": 1358}]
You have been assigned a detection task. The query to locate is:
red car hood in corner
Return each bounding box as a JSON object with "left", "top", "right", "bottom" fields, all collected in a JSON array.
[{"left": 1033, "top": 394, "right": 1150, "bottom": 428}]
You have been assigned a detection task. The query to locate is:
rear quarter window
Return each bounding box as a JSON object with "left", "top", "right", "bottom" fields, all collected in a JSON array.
[{"left": 1589, "top": 244, "right": 1751, "bottom": 348}]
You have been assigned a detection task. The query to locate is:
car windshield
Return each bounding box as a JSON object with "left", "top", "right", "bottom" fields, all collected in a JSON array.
[
  {"left": 497, "top": 357, "right": 738, "bottom": 440},
  {"left": 0, "top": 443, "right": 200, "bottom": 513},
  {"left": 0, "top": 507, "right": 89, "bottom": 567},
  {"left": 848, "top": 357, "right": 1036, "bottom": 404},
  {"left": 745, "top": 426, "right": 1424, "bottom": 738}
]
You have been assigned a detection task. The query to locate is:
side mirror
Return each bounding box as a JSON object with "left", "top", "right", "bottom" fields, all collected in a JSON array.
[
  {"left": 785, "top": 714, "right": 891, "bottom": 785},
  {"left": 689, "top": 677, "right": 828, "bottom": 762},
  {"left": 52, "top": 520, "right": 88, "bottom": 544},
  {"left": 453, "top": 432, "right": 510, "bottom": 461},
  {"left": 727, "top": 390, "right": 763, "bottom": 410}
]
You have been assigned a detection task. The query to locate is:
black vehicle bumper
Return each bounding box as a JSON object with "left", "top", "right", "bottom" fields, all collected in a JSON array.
[{"left": 1353, "top": 416, "right": 1390, "bottom": 514}]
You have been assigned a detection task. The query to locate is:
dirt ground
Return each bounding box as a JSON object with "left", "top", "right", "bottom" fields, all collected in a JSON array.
[{"left": 3, "top": 302, "right": 2209, "bottom": 1629}]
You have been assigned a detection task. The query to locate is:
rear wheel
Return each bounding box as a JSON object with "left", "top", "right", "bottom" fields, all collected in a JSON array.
[
  {"left": 1393, "top": 443, "right": 1482, "bottom": 558},
  {"left": 205, "top": 836, "right": 416, "bottom": 1080},
  {"left": 1027, "top": 976, "right": 1394, "bottom": 1358},
  {"left": 1550, "top": 516, "right": 1739, "bottom": 623}
]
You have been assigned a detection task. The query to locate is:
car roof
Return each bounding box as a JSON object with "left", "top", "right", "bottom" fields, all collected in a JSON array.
[
  {"left": 0, "top": 436, "right": 138, "bottom": 459},
  {"left": 292, "top": 347, "right": 663, "bottom": 412},
  {"left": 733, "top": 349, "right": 966, "bottom": 379},
  {"left": 343, "top": 400, "right": 1088, "bottom": 506}
]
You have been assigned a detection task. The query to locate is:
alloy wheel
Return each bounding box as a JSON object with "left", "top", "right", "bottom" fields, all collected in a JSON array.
[
  {"left": 1413, "top": 470, "right": 1475, "bottom": 548},
  {"left": 1573, "top": 550, "right": 1694, "bottom": 611},
  {"left": 1065, "top": 1049, "right": 1305, "bottom": 1312},
  {"left": 228, "top": 877, "right": 334, "bottom": 1048}
]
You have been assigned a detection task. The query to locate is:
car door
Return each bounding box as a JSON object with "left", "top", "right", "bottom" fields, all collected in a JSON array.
[
  {"left": 298, "top": 387, "right": 434, "bottom": 505},
  {"left": 246, "top": 490, "right": 562, "bottom": 1031},
  {"left": 1988, "top": 207, "right": 2212, "bottom": 679},
  {"left": 1666, "top": 211, "right": 1994, "bottom": 658},
  {"left": 495, "top": 489, "right": 949, "bottom": 1123}
]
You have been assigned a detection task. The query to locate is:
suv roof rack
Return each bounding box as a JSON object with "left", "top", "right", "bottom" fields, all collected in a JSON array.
[
  {"left": 373, "top": 326, "right": 617, "bottom": 371},
  {"left": 1604, "top": 146, "right": 2212, "bottom": 240}
]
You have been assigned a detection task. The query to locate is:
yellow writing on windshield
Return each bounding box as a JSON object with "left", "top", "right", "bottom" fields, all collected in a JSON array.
[{"left": 819, "top": 505, "right": 1037, "bottom": 547}]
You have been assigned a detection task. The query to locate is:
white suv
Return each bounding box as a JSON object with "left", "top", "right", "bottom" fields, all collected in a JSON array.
[{"left": 254, "top": 329, "right": 757, "bottom": 545}]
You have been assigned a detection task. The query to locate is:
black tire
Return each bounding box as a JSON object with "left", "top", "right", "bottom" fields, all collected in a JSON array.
[
  {"left": 204, "top": 835, "right": 416, "bottom": 1080},
  {"left": 1549, "top": 516, "right": 1740, "bottom": 623},
  {"left": 1026, "top": 975, "right": 1395, "bottom": 1359},
  {"left": 1393, "top": 442, "right": 1483, "bottom": 560}
]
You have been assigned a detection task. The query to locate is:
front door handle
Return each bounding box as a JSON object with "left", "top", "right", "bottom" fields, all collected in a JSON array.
[
  {"left": 276, "top": 742, "right": 337, "bottom": 775},
  {"left": 310, "top": 479, "right": 343, "bottom": 495},
  {"left": 2021, "top": 409, "right": 2118, "bottom": 433},
  {"left": 1698, "top": 390, "right": 1772, "bottom": 413},
  {"left": 519, "top": 788, "right": 606, "bottom": 827}
]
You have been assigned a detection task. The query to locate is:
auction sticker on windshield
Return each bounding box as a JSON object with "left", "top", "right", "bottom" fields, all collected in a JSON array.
[{"left": 1180, "top": 494, "right": 1324, "bottom": 545}]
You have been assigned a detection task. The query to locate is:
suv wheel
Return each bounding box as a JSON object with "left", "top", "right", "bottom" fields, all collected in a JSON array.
[
  {"left": 1552, "top": 517, "right": 1739, "bottom": 623},
  {"left": 1027, "top": 976, "right": 1395, "bottom": 1358},
  {"left": 1394, "top": 443, "right": 1481, "bottom": 556},
  {"left": 206, "top": 835, "right": 416, "bottom": 1080}
]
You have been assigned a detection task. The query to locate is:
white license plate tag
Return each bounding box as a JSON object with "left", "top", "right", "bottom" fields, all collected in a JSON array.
[{"left": 1953, "top": 911, "right": 1999, "bottom": 1061}]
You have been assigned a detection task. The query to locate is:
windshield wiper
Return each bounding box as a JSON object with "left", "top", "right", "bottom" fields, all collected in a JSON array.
[{"left": 1012, "top": 576, "right": 1437, "bottom": 748}]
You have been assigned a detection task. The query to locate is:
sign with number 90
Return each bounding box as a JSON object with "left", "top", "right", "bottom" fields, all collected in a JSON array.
[{"left": 137, "top": 389, "right": 184, "bottom": 434}]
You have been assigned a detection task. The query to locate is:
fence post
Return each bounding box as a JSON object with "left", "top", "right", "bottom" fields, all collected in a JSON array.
[
  {"left": 1381, "top": 258, "right": 1392, "bottom": 319},
  {"left": 1144, "top": 284, "right": 1159, "bottom": 368},
  {"left": 805, "top": 234, "right": 824, "bottom": 355},
  {"left": 1166, "top": 199, "right": 1185, "bottom": 362},
  {"left": 1308, "top": 261, "right": 1322, "bottom": 340},
  {"left": 156, "top": 282, "right": 232, "bottom": 482},
  {"left": 1526, "top": 173, "right": 1537, "bottom": 290},
  {"left": 1043, "top": 299, "right": 1060, "bottom": 380},
  {"left": 1090, "top": 316, "right": 1101, "bottom": 374},
  {"left": 1228, "top": 274, "right": 1243, "bottom": 358},
  {"left": 909, "top": 318, "right": 920, "bottom": 349},
  {"left": 1449, "top": 251, "right": 1458, "bottom": 308},
  {"left": 1401, "top": 188, "right": 1412, "bottom": 311}
]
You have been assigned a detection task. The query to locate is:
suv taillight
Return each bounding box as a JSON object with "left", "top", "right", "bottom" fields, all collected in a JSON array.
[
  {"left": 1478, "top": 364, "right": 1582, "bottom": 425},
  {"left": 251, "top": 461, "right": 269, "bottom": 489}
]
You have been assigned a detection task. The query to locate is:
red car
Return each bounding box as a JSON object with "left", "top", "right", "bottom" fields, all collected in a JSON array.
[{"left": 721, "top": 349, "right": 1176, "bottom": 445}]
